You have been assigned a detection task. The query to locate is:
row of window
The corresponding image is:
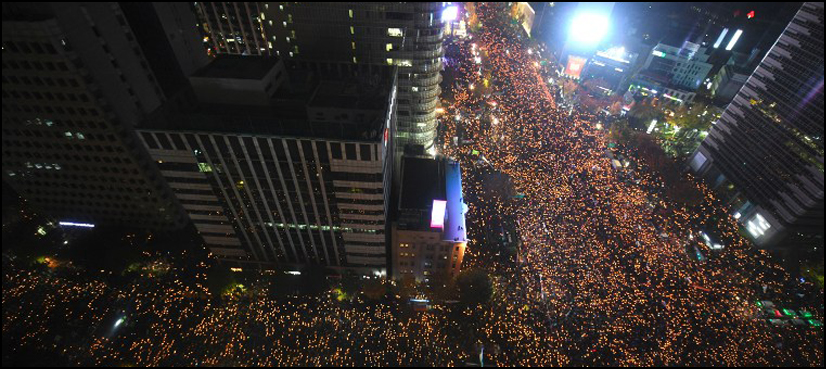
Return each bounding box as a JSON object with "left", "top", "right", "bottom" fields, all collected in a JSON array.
[
  {"left": 3, "top": 99, "right": 101, "bottom": 117},
  {"left": 3, "top": 58, "right": 70, "bottom": 72},
  {"left": 3, "top": 41, "right": 58, "bottom": 55},
  {"left": 143, "top": 132, "right": 380, "bottom": 163},
  {"left": 4, "top": 139, "right": 127, "bottom": 157}
]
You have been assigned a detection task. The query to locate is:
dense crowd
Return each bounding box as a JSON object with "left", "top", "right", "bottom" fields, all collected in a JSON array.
[
  {"left": 437, "top": 2, "right": 822, "bottom": 366},
  {"left": 2, "top": 3, "right": 822, "bottom": 367}
]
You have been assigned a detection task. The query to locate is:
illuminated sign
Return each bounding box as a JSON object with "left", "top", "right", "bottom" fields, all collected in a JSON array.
[
  {"left": 652, "top": 50, "right": 666, "bottom": 58},
  {"left": 646, "top": 119, "right": 658, "bottom": 134},
  {"left": 564, "top": 56, "right": 588, "bottom": 78},
  {"left": 518, "top": 2, "right": 536, "bottom": 36},
  {"left": 747, "top": 10, "right": 755, "bottom": 19},
  {"left": 663, "top": 93, "right": 684, "bottom": 103},
  {"left": 726, "top": 29, "right": 743, "bottom": 51},
  {"left": 430, "top": 200, "right": 447, "bottom": 228},
  {"left": 59, "top": 221, "right": 95, "bottom": 228},
  {"left": 713, "top": 28, "right": 729, "bottom": 49}
]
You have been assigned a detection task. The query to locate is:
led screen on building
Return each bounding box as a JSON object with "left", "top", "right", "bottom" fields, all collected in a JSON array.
[{"left": 564, "top": 56, "right": 588, "bottom": 78}]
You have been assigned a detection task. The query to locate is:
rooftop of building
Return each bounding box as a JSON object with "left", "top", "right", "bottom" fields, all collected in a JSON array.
[
  {"left": 400, "top": 157, "right": 446, "bottom": 210},
  {"left": 190, "top": 55, "right": 282, "bottom": 80},
  {"left": 397, "top": 156, "right": 447, "bottom": 232},
  {"left": 142, "top": 59, "right": 396, "bottom": 142}
]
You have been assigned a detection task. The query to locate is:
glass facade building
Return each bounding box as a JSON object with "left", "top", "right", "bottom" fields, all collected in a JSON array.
[{"left": 691, "top": 2, "right": 824, "bottom": 250}]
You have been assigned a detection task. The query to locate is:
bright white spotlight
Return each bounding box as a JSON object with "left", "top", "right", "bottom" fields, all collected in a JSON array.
[
  {"left": 570, "top": 13, "right": 609, "bottom": 45},
  {"left": 441, "top": 6, "right": 458, "bottom": 22}
]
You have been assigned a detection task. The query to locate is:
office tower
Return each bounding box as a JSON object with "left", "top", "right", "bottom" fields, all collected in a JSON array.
[
  {"left": 2, "top": 2, "right": 190, "bottom": 229},
  {"left": 120, "top": 2, "right": 211, "bottom": 96},
  {"left": 138, "top": 56, "right": 395, "bottom": 274},
  {"left": 195, "top": 2, "right": 270, "bottom": 56},
  {"left": 261, "top": 2, "right": 445, "bottom": 154},
  {"left": 391, "top": 156, "right": 467, "bottom": 281},
  {"left": 690, "top": 2, "right": 824, "bottom": 250}
]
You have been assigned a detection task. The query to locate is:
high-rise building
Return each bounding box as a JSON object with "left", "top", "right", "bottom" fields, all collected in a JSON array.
[
  {"left": 195, "top": 2, "right": 270, "bottom": 57},
  {"left": 138, "top": 56, "right": 396, "bottom": 274},
  {"left": 260, "top": 2, "right": 445, "bottom": 154},
  {"left": 120, "top": 2, "right": 211, "bottom": 96},
  {"left": 690, "top": 2, "right": 824, "bottom": 250},
  {"left": 391, "top": 156, "right": 467, "bottom": 281},
  {"left": 2, "top": 2, "right": 192, "bottom": 229}
]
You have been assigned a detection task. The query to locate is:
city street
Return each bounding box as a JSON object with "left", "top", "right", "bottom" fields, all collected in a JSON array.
[
  {"left": 438, "top": 2, "right": 822, "bottom": 366},
  {"left": 2, "top": 2, "right": 822, "bottom": 367}
]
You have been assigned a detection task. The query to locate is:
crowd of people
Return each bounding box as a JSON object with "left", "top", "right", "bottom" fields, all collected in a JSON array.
[
  {"left": 3, "top": 258, "right": 472, "bottom": 366},
  {"left": 2, "top": 3, "right": 822, "bottom": 367},
  {"left": 438, "top": 2, "right": 822, "bottom": 366}
]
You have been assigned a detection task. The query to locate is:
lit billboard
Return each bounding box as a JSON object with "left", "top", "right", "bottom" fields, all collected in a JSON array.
[
  {"left": 564, "top": 56, "right": 588, "bottom": 78},
  {"left": 430, "top": 200, "right": 447, "bottom": 229},
  {"left": 518, "top": 2, "right": 536, "bottom": 36}
]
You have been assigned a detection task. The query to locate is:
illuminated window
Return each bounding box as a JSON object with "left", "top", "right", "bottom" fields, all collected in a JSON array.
[
  {"left": 348, "top": 9, "right": 353, "bottom": 18},
  {"left": 397, "top": 59, "right": 412, "bottom": 67},
  {"left": 386, "top": 58, "right": 393, "bottom": 65},
  {"left": 352, "top": 41, "right": 356, "bottom": 50},
  {"left": 747, "top": 213, "right": 771, "bottom": 238},
  {"left": 198, "top": 163, "right": 213, "bottom": 173},
  {"left": 387, "top": 28, "right": 403, "bottom": 37},
  {"left": 350, "top": 26, "right": 355, "bottom": 35},
  {"left": 352, "top": 56, "right": 357, "bottom": 63},
  {"left": 386, "top": 43, "right": 393, "bottom": 51}
]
